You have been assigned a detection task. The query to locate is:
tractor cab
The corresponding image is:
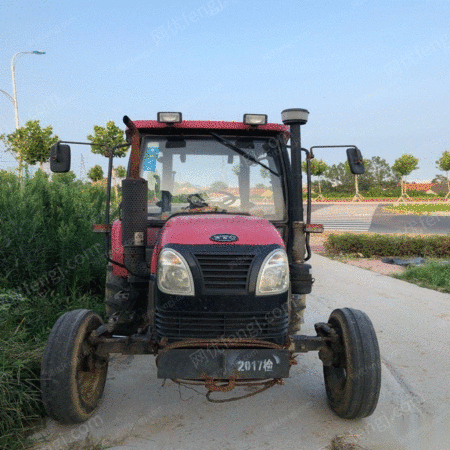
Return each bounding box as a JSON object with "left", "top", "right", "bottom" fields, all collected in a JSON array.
[{"left": 131, "top": 116, "right": 289, "bottom": 224}]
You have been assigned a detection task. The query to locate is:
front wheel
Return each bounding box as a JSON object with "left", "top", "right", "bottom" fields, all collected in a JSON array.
[
  {"left": 40, "top": 309, "right": 108, "bottom": 424},
  {"left": 323, "top": 308, "right": 381, "bottom": 419}
]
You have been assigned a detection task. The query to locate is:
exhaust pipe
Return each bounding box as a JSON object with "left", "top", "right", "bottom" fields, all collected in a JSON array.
[{"left": 122, "top": 116, "right": 148, "bottom": 280}]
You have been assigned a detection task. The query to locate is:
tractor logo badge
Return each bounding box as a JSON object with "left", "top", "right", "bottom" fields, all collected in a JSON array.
[{"left": 210, "top": 234, "right": 239, "bottom": 243}]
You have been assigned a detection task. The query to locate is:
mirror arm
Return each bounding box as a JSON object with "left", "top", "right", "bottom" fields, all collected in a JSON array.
[
  {"left": 301, "top": 148, "right": 312, "bottom": 261},
  {"left": 309, "top": 144, "right": 357, "bottom": 152}
]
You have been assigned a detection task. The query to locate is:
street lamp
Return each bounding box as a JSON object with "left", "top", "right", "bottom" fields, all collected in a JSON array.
[
  {"left": 10, "top": 51, "right": 46, "bottom": 129},
  {"left": 0, "top": 51, "right": 46, "bottom": 181}
]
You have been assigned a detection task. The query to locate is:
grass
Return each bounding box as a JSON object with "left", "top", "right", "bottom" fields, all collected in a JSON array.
[
  {"left": 393, "top": 261, "right": 450, "bottom": 293},
  {"left": 320, "top": 232, "right": 450, "bottom": 293},
  {"left": 0, "top": 171, "right": 108, "bottom": 449},
  {"left": 383, "top": 203, "right": 450, "bottom": 215}
]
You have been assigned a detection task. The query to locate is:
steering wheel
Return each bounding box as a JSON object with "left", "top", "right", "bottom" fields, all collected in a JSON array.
[
  {"left": 187, "top": 193, "right": 209, "bottom": 209},
  {"left": 214, "top": 191, "right": 238, "bottom": 207}
]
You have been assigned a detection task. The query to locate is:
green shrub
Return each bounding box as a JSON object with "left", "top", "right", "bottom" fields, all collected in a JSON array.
[
  {"left": 324, "top": 233, "right": 450, "bottom": 258},
  {"left": 406, "top": 189, "right": 436, "bottom": 198},
  {"left": 364, "top": 186, "right": 386, "bottom": 197},
  {"left": 0, "top": 171, "right": 106, "bottom": 297},
  {"left": 362, "top": 186, "right": 401, "bottom": 198}
]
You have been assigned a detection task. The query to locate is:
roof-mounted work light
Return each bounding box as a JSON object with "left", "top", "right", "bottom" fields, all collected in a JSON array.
[
  {"left": 157, "top": 112, "right": 182, "bottom": 123},
  {"left": 281, "top": 108, "right": 309, "bottom": 125},
  {"left": 243, "top": 114, "right": 268, "bottom": 126}
]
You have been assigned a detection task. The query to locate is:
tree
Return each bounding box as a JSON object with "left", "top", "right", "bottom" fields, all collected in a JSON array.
[
  {"left": 115, "top": 165, "right": 127, "bottom": 179},
  {"left": 87, "top": 121, "right": 128, "bottom": 156},
  {"left": 324, "top": 160, "right": 369, "bottom": 201},
  {"left": 87, "top": 121, "right": 128, "bottom": 197},
  {"left": 260, "top": 167, "right": 270, "bottom": 180},
  {"left": 370, "top": 156, "right": 400, "bottom": 188},
  {"left": 52, "top": 171, "right": 77, "bottom": 184},
  {"left": 432, "top": 174, "right": 447, "bottom": 184},
  {"left": 436, "top": 151, "right": 450, "bottom": 199},
  {"left": 209, "top": 181, "right": 228, "bottom": 191},
  {"left": 392, "top": 154, "right": 419, "bottom": 202},
  {"left": 302, "top": 158, "right": 328, "bottom": 199},
  {"left": 325, "top": 161, "right": 354, "bottom": 191},
  {"left": 232, "top": 164, "right": 241, "bottom": 177},
  {"left": 0, "top": 120, "right": 59, "bottom": 176},
  {"left": 87, "top": 165, "right": 104, "bottom": 182}
]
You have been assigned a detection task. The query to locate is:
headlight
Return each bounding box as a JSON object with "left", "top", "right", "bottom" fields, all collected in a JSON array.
[
  {"left": 157, "top": 249, "right": 194, "bottom": 296},
  {"left": 157, "top": 112, "right": 182, "bottom": 123},
  {"left": 256, "top": 249, "right": 289, "bottom": 296},
  {"left": 243, "top": 114, "right": 268, "bottom": 125}
]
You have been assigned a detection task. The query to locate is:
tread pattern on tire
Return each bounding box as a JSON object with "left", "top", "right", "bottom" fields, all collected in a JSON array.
[
  {"left": 40, "top": 309, "right": 108, "bottom": 424},
  {"left": 324, "top": 307, "right": 381, "bottom": 419}
]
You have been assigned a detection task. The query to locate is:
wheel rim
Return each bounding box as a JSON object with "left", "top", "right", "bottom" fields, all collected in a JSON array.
[
  {"left": 76, "top": 330, "right": 107, "bottom": 408},
  {"left": 324, "top": 318, "right": 348, "bottom": 396}
]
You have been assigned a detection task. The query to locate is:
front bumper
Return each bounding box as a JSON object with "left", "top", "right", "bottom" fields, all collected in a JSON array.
[{"left": 157, "top": 348, "right": 291, "bottom": 379}]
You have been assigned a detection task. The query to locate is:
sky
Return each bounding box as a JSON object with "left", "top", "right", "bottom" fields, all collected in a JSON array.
[{"left": 1, "top": 0, "right": 449, "bottom": 182}]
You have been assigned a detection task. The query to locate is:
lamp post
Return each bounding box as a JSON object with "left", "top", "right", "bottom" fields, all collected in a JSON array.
[
  {"left": 11, "top": 51, "right": 46, "bottom": 129},
  {"left": 0, "top": 51, "right": 45, "bottom": 181}
]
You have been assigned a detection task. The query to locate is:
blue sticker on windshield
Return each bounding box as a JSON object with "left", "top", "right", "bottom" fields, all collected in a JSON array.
[{"left": 143, "top": 143, "right": 159, "bottom": 172}]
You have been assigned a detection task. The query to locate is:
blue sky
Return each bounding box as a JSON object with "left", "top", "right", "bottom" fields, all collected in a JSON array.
[{"left": 1, "top": 0, "right": 449, "bottom": 182}]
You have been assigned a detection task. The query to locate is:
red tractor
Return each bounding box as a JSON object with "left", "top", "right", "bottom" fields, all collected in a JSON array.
[{"left": 41, "top": 109, "right": 380, "bottom": 424}]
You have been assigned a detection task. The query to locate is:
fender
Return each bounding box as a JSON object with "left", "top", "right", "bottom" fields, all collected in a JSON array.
[{"left": 111, "top": 220, "right": 160, "bottom": 277}]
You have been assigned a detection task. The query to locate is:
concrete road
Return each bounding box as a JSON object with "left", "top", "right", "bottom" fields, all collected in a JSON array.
[
  {"left": 310, "top": 203, "right": 450, "bottom": 234},
  {"left": 34, "top": 255, "right": 450, "bottom": 450}
]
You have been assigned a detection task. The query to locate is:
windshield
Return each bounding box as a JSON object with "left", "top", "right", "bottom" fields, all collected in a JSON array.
[{"left": 139, "top": 135, "right": 286, "bottom": 221}]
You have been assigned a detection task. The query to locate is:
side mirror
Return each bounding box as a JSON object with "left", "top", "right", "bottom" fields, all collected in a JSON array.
[
  {"left": 347, "top": 147, "right": 364, "bottom": 175},
  {"left": 50, "top": 143, "right": 71, "bottom": 173}
]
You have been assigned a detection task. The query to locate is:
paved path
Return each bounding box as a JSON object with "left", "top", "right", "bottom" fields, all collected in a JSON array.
[
  {"left": 34, "top": 255, "right": 450, "bottom": 450},
  {"left": 311, "top": 204, "right": 378, "bottom": 231},
  {"left": 310, "top": 203, "right": 450, "bottom": 234}
]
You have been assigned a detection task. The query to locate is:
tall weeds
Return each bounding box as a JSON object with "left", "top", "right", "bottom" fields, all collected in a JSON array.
[
  {"left": 0, "top": 170, "right": 107, "bottom": 297},
  {"left": 0, "top": 171, "right": 108, "bottom": 448}
]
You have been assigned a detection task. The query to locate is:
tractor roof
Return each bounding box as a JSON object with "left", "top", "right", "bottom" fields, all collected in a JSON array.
[{"left": 129, "top": 120, "right": 289, "bottom": 140}]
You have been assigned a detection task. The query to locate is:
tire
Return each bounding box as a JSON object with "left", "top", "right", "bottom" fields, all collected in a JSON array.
[
  {"left": 41, "top": 309, "right": 108, "bottom": 424},
  {"left": 289, "top": 294, "right": 306, "bottom": 334},
  {"left": 323, "top": 308, "right": 381, "bottom": 419}
]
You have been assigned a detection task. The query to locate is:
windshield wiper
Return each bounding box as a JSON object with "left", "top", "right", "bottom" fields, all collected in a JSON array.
[{"left": 209, "top": 132, "right": 280, "bottom": 176}]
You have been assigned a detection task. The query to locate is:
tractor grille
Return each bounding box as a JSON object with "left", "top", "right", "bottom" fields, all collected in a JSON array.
[
  {"left": 195, "top": 253, "right": 255, "bottom": 293},
  {"left": 155, "top": 310, "right": 289, "bottom": 342}
]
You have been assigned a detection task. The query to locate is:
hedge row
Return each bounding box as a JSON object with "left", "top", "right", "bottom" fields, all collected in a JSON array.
[{"left": 324, "top": 233, "right": 450, "bottom": 257}]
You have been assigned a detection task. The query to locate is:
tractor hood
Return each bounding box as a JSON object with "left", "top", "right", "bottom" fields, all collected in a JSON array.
[{"left": 150, "top": 214, "right": 284, "bottom": 272}]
